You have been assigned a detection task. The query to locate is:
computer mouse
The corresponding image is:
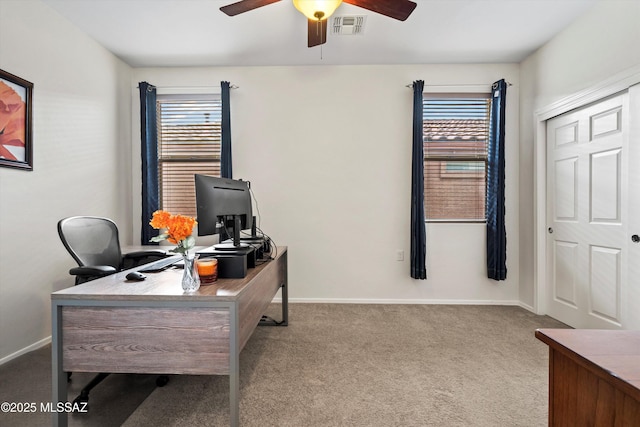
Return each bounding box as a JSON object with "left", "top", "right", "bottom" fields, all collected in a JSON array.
[{"left": 126, "top": 271, "right": 146, "bottom": 281}]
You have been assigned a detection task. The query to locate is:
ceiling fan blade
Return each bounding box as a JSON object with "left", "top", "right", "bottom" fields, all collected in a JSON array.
[
  {"left": 307, "top": 19, "right": 328, "bottom": 48},
  {"left": 220, "top": 0, "right": 281, "bottom": 16},
  {"left": 343, "top": 0, "right": 417, "bottom": 21}
]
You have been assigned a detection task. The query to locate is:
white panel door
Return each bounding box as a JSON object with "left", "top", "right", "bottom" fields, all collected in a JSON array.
[
  {"left": 546, "top": 93, "right": 629, "bottom": 329},
  {"left": 627, "top": 84, "right": 640, "bottom": 329}
]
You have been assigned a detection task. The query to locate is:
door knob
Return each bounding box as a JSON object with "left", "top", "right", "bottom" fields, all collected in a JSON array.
[
  {"left": 548, "top": 227, "right": 554, "bottom": 234},
  {"left": 632, "top": 235, "right": 640, "bottom": 243}
]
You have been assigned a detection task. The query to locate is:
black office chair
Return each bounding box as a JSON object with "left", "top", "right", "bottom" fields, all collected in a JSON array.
[
  {"left": 57, "top": 216, "right": 170, "bottom": 404},
  {"left": 58, "top": 216, "right": 168, "bottom": 285}
]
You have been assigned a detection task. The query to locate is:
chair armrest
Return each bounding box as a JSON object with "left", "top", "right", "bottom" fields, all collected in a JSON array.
[
  {"left": 124, "top": 250, "right": 167, "bottom": 261},
  {"left": 69, "top": 265, "right": 117, "bottom": 277}
]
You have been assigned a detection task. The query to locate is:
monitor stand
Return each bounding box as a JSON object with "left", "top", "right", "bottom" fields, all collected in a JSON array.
[
  {"left": 240, "top": 216, "right": 265, "bottom": 243},
  {"left": 198, "top": 215, "right": 258, "bottom": 276},
  {"left": 215, "top": 242, "right": 252, "bottom": 251},
  {"left": 198, "top": 243, "right": 256, "bottom": 278},
  {"left": 213, "top": 215, "right": 250, "bottom": 252}
]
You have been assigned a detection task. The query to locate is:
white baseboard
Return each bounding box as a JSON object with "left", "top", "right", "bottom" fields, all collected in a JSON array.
[
  {"left": 0, "top": 336, "right": 51, "bottom": 366},
  {"left": 517, "top": 301, "right": 536, "bottom": 313},
  {"left": 272, "top": 298, "right": 522, "bottom": 306}
]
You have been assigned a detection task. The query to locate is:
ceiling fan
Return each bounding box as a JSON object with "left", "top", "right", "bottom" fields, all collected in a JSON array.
[{"left": 220, "top": 0, "right": 417, "bottom": 47}]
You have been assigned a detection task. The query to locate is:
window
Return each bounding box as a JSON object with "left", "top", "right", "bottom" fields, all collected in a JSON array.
[
  {"left": 156, "top": 95, "right": 221, "bottom": 217},
  {"left": 423, "top": 93, "right": 491, "bottom": 222}
]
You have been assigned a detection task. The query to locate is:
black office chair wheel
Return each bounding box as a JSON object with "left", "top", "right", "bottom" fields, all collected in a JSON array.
[{"left": 156, "top": 375, "right": 169, "bottom": 387}]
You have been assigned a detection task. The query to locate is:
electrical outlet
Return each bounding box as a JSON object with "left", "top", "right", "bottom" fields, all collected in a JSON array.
[{"left": 396, "top": 250, "right": 404, "bottom": 261}]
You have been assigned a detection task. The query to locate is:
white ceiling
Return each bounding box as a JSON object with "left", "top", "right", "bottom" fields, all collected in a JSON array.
[{"left": 40, "top": 0, "right": 599, "bottom": 67}]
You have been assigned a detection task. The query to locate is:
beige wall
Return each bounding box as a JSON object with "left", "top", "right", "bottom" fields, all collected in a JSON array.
[
  {"left": 132, "top": 64, "right": 521, "bottom": 305},
  {"left": 0, "top": 0, "right": 133, "bottom": 362},
  {"left": 518, "top": 0, "right": 640, "bottom": 310}
]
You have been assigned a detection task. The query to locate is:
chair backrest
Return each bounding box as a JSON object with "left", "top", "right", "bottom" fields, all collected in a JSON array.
[{"left": 57, "top": 216, "right": 123, "bottom": 269}]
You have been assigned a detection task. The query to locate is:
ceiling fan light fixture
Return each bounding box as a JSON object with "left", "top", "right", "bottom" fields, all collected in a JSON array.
[{"left": 293, "top": 0, "right": 343, "bottom": 21}]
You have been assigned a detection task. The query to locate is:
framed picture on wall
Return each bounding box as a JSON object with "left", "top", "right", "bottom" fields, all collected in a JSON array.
[{"left": 0, "top": 69, "right": 33, "bottom": 170}]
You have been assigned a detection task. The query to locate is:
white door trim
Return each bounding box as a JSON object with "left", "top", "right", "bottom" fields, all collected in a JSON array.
[{"left": 533, "top": 64, "right": 640, "bottom": 315}]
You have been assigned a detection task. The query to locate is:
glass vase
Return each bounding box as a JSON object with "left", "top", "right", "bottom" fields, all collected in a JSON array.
[{"left": 181, "top": 252, "right": 201, "bottom": 293}]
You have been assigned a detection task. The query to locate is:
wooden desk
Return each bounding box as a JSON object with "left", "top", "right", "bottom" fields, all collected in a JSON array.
[
  {"left": 51, "top": 247, "right": 288, "bottom": 427},
  {"left": 535, "top": 329, "right": 640, "bottom": 426}
]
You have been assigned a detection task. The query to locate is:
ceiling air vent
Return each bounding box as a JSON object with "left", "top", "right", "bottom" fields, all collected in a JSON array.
[{"left": 331, "top": 16, "right": 366, "bottom": 35}]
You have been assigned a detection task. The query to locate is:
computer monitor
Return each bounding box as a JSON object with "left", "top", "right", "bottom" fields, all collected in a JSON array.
[{"left": 194, "top": 174, "right": 253, "bottom": 251}]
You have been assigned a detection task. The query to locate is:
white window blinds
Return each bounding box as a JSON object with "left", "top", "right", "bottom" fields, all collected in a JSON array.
[
  {"left": 423, "top": 93, "right": 491, "bottom": 221},
  {"left": 157, "top": 96, "right": 221, "bottom": 217}
]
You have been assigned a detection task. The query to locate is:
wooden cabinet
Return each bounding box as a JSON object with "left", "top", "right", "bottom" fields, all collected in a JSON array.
[{"left": 536, "top": 329, "right": 640, "bottom": 426}]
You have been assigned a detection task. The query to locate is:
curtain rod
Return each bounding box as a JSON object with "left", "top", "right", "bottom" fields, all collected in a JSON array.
[
  {"left": 405, "top": 82, "right": 512, "bottom": 88},
  {"left": 137, "top": 84, "right": 239, "bottom": 89}
]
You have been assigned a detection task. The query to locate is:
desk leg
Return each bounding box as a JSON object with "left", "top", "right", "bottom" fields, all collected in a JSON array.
[
  {"left": 229, "top": 368, "right": 239, "bottom": 427},
  {"left": 51, "top": 302, "right": 68, "bottom": 427},
  {"left": 259, "top": 282, "right": 288, "bottom": 326},
  {"left": 282, "top": 250, "right": 288, "bottom": 326},
  {"left": 229, "top": 305, "right": 239, "bottom": 427},
  {"left": 259, "top": 251, "right": 288, "bottom": 327},
  {"left": 280, "top": 278, "right": 288, "bottom": 326}
]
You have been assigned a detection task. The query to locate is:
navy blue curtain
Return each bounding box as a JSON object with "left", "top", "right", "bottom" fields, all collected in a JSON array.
[
  {"left": 486, "top": 79, "right": 507, "bottom": 280},
  {"left": 139, "top": 81, "right": 159, "bottom": 245},
  {"left": 411, "top": 80, "right": 427, "bottom": 279},
  {"left": 221, "top": 81, "right": 232, "bottom": 178}
]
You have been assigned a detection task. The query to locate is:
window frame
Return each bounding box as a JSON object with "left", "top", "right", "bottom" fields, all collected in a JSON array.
[
  {"left": 156, "top": 93, "right": 222, "bottom": 217},
  {"left": 422, "top": 92, "right": 491, "bottom": 223}
]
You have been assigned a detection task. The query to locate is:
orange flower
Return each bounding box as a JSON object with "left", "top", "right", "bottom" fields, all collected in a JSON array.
[
  {"left": 166, "top": 214, "right": 197, "bottom": 243},
  {"left": 149, "top": 210, "right": 171, "bottom": 229},
  {"left": 149, "top": 210, "right": 197, "bottom": 254}
]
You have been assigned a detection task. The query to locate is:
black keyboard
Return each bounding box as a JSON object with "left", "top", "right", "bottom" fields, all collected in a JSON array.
[{"left": 138, "top": 255, "right": 182, "bottom": 272}]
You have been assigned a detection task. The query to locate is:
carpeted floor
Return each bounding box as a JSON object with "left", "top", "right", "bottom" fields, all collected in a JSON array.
[{"left": 0, "top": 304, "right": 567, "bottom": 426}]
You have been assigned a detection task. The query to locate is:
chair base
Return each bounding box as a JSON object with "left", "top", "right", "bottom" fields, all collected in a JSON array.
[
  {"left": 73, "top": 372, "right": 110, "bottom": 405},
  {"left": 71, "top": 373, "right": 170, "bottom": 405}
]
